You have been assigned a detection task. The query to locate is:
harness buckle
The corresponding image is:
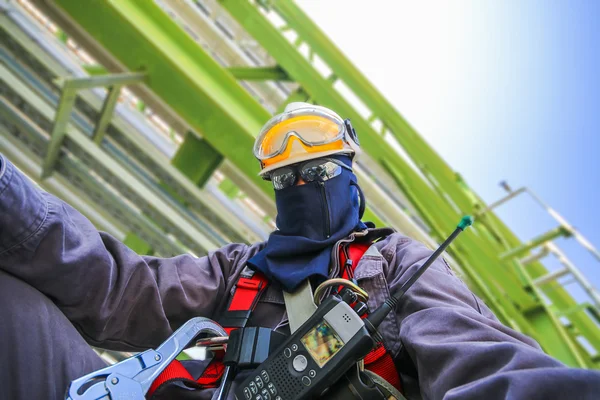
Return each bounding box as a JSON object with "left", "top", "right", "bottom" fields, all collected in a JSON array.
[{"left": 237, "top": 277, "right": 262, "bottom": 290}]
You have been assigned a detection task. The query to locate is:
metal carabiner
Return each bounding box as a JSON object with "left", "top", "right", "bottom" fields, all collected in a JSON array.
[
  {"left": 313, "top": 278, "right": 369, "bottom": 306},
  {"left": 66, "top": 317, "right": 227, "bottom": 400}
]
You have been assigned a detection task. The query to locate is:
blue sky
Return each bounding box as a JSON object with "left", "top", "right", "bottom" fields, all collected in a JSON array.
[{"left": 297, "top": 1, "right": 600, "bottom": 294}]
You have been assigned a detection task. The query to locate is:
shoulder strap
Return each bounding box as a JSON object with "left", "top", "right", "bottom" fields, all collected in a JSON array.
[
  {"left": 340, "top": 240, "right": 404, "bottom": 395},
  {"left": 218, "top": 268, "right": 270, "bottom": 334},
  {"left": 340, "top": 241, "right": 371, "bottom": 280},
  {"left": 283, "top": 280, "right": 317, "bottom": 333}
]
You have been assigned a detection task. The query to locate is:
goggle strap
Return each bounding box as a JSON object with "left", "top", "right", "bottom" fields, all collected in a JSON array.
[
  {"left": 352, "top": 181, "right": 366, "bottom": 219},
  {"left": 344, "top": 119, "right": 359, "bottom": 146}
]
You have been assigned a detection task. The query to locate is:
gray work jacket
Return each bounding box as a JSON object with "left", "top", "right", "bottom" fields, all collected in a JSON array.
[{"left": 0, "top": 155, "right": 598, "bottom": 400}]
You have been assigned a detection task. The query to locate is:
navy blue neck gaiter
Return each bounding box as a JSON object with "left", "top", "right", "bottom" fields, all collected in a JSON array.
[{"left": 247, "top": 156, "right": 366, "bottom": 292}]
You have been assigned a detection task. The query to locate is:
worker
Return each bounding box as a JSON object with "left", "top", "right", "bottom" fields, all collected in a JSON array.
[{"left": 0, "top": 102, "right": 598, "bottom": 400}]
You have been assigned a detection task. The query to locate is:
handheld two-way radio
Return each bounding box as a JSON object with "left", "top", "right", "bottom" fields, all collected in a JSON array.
[{"left": 234, "top": 217, "right": 473, "bottom": 400}]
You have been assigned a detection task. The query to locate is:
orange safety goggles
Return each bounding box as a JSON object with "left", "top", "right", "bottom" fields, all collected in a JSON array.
[{"left": 254, "top": 107, "right": 359, "bottom": 170}]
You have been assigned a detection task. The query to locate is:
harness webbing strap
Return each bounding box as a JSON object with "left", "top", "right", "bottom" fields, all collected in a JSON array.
[
  {"left": 147, "top": 271, "right": 268, "bottom": 398},
  {"left": 147, "top": 360, "right": 194, "bottom": 397},
  {"left": 364, "top": 343, "right": 402, "bottom": 391},
  {"left": 220, "top": 272, "right": 269, "bottom": 334},
  {"left": 340, "top": 241, "right": 371, "bottom": 280},
  {"left": 229, "top": 276, "right": 266, "bottom": 310},
  {"left": 196, "top": 357, "right": 226, "bottom": 388},
  {"left": 283, "top": 280, "right": 317, "bottom": 333},
  {"left": 340, "top": 242, "right": 403, "bottom": 394}
]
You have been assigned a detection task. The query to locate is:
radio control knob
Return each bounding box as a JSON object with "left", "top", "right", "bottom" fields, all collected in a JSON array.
[
  {"left": 284, "top": 348, "right": 292, "bottom": 358},
  {"left": 292, "top": 355, "right": 308, "bottom": 372},
  {"left": 302, "top": 376, "right": 312, "bottom": 386}
]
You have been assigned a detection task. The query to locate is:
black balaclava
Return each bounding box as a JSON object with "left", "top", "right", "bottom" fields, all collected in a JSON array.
[{"left": 247, "top": 155, "right": 367, "bottom": 292}]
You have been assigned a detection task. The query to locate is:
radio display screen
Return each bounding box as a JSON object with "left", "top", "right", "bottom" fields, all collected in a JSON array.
[{"left": 300, "top": 320, "right": 345, "bottom": 367}]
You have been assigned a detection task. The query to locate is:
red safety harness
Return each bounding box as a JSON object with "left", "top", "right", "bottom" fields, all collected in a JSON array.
[
  {"left": 148, "top": 241, "right": 402, "bottom": 397},
  {"left": 339, "top": 242, "right": 402, "bottom": 392}
]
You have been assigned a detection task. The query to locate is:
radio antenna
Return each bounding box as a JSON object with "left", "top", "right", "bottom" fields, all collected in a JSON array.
[{"left": 365, "top": 216, "right": 473, "bottom": 332}]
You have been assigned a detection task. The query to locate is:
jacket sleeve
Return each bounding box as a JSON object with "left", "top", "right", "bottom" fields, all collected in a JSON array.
[
  {"left": 386, "top": 236, "right": 600, "bottom": 400},
  {"left": 0, "top": 154, "right": 257, "bottom": 351}
]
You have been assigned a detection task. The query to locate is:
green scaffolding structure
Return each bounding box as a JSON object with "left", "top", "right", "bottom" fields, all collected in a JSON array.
[{"left": 12, "top": 0, "right": 600, "bottom": 369}]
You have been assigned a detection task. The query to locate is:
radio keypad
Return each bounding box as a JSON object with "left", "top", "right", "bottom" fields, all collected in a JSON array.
[
  {"left": 255, "top": 375, "right": 264, "bottom": 389},
  {"left": 249, "top": 381, "right": 258, "bottom": 394},
  {"left": 260, "top": 370, "right": 270, "bottom": 383},
  {"left": 245, "top": 348, "right": 319, "bottom": 400},
  {"left": 261, "top": 388, "right": 271, "bottom": 400}
]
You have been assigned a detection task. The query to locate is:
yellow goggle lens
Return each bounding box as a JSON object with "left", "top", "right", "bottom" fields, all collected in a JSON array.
[{"left": 258, "top": 115, "right": 342, "bottom": 159}]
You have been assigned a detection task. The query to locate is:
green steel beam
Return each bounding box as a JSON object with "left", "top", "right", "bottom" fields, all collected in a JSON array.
[
  {"left": 1, "top": 62, "right": 219, "bottom": 255},
  {"left": 123, "top": 232, "right": 153, "bottom": 255},
  {"left": 82, "top": 64, "right": 109, "bottom": 76},
  {"left": 54, "top": 71, "right": 146, "bottom": 90},
  {"left": 172, "top": 132, "right": 224, "bottom": 188},
  {"left": 43, "top": 79, "right": 76, "bottom": 178},
  {"left": 51, "top": 0, "right": 273, "bottom": 196},
  {"left": 55, "top": 28, "right": 68, "bottom": 43},
  {"left": 227, "top": 66, "right": 291, "bottom": 81},
  {"left": 523, "top": 304, "right": 587, "bottom": 367},
  {"left": 91, "top": 84, "right": 121, "bottom": 145},
  {"left": 1, "top": 11, "right": 262, "bottom": 245},
  {"left": 270, "top": 0, "right": 475, "bottom": 214},
  {"left": 219, "top": 178, "right": 241, "bottom": 200},
  {"left": 48, "top": 0, "right": 387, "bottom": 229},
  {"left": 500, "top": 227, "right": 571, "bottom": 261},
  {"left": 44, "top": 72, "right": 145, "bottom": 176},
  {"left": 0, "top": 95, "right": 185, "bottom": 257},
  {"left": 466, "top": 182, "right": 600, "bottom": 354}
]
